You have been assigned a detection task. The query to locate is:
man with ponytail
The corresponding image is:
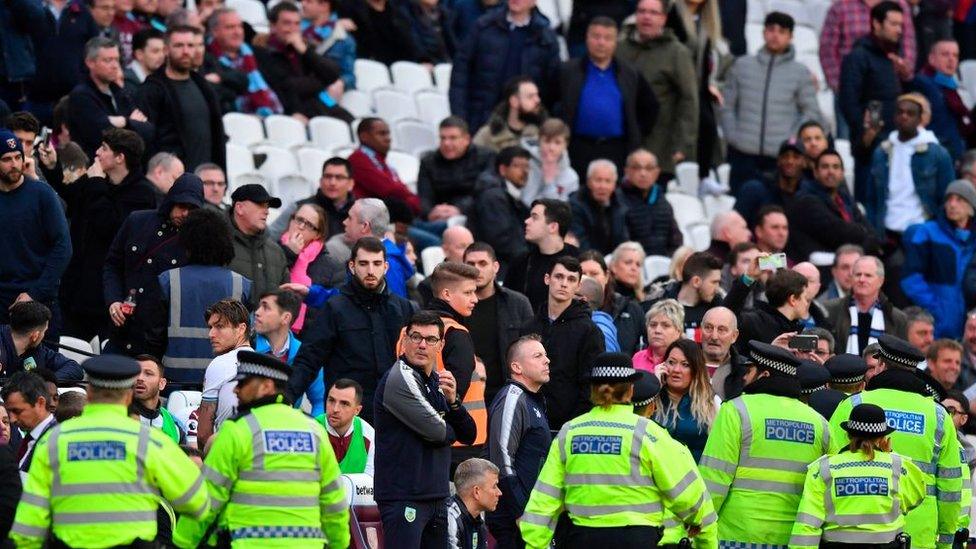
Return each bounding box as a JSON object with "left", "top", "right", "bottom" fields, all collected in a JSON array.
[{"left": 520, "top": 352, "right": 715, "bottom": 548}]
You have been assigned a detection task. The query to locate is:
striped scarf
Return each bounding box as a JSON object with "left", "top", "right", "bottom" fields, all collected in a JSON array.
[
  {"left": 207, "top": 41, "right": 283, "bottom": 117},
  {"left": 846, "top": 300, "right": 885, "bottom": 355}
]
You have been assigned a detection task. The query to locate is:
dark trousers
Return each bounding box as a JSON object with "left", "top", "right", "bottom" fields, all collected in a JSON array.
[
  {"left": 727, "top": 147, "right": 777, "bottom": 194},
  {"left": 563, "top": 524, "right": 662, "bottom": 549},
  {"left": 378, "top": 498, "right": 447, "bottom": 549},
  {"left": 486, "top": 498, "right": 525, "bottom": 549},
  {"left": 569, "top": 136, "right": 628, "bottom": 180}
]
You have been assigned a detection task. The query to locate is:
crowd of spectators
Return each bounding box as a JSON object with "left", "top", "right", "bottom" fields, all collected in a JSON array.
[{"left": 7, "top": 0, "right": 976, "bottom": 543}]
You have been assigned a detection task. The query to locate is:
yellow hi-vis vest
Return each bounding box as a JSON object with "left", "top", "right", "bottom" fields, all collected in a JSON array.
[{"left": 397, "top": 316, "right": 487, "bottom": 446}]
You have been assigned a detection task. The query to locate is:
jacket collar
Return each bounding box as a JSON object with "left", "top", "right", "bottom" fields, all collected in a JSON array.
[
  {"left": 429, "top": 298, "right": 465, "bottom": 323},
  {"left": 865, "top": 367, "right": 930, "bottom": 397},
  {"left": 742, "top": 374, "right": 801, "bottom": 398}
]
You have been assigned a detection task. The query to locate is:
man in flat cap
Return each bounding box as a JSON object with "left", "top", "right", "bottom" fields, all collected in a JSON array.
[
  {"left": 10, "top": 354, "right": 209, "bottom": 548},
  {"left": 700, "top": 341, "right": 836, "bottom": 549},
  {"left": 174, "top": 350, "right": 350, "bottom": 548},
  {"left": 828, "top": 334, "right": 964, "bottom": 549}
]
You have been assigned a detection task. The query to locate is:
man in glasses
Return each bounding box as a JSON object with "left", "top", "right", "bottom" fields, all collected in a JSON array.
[
  {"left": 270, "top": 156, "right": 355, "bottom": 240},
  {"left": 374, "top": 310, "right": 476, "bottom": 548},
  {"left": 194, "top": 162, "right": 227, "bottom": 211}
]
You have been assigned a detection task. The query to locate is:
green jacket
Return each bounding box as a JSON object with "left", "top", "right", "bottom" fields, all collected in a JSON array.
[
  {"left": 616, "top": 25, "right": 699, "bottom": 175},
  {"left": 229, "top": 219, "right": 289, "bottom": 306},
  {"left": 174, "top": 398, "right": 350, "bottom": 548},
  {"left": 829, "top": 375, "right": 964, "bottom": 549}
]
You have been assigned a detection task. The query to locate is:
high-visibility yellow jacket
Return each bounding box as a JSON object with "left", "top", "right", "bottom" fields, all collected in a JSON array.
[
  {"left": 699, "top": 393, "right": 836, "bottom": 547},
  {"left": 173, "top": 398, "right": 350, "bottom": 548},
  {"left": 9, "top": 403, "right": 210, "bottom": 549},
  {"left": 519, "top": 404, "right": 717, "bottom": 549},
  {"left": 790, "top": 449, "right": 927, "bottom": 547},
  {"left": 830, "top": 389, "right": 963, "bottom": 549}
]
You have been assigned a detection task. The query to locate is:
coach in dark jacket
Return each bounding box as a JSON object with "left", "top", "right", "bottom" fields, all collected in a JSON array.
[
  {"left": 449, "top": 6, "right": 560, "bottom": 130},
  {"left": 102, "top": 174, "right": 204, "bottom": 357},
  {"left": 287, "top": 252, "right": 416, "bottom": 423},
  {"left": 139, "top": 67, "right": 226, "bottom": 170},
  {"left": 67, "top": 75, "right": 153, "bottom": 160}
]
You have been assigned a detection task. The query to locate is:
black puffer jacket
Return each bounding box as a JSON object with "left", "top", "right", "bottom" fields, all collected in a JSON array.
[
  {"left": 417, "top": 144, "right": 495, "bottom": 215},
  {"left": 619, "top": 181, "right": 683, "bottom": 256},
  {"left": 609, "top": 293, "right": 644, "bottom": 355},
  {"left": 102, "top": 175, "right": 203, "bottom": 356},
  {"left": 521, "top": 299, "right": 605, "bottom": 430},
  {"left": 466, "top": 171, "right": 530, "bottom": 269},
  {"left": 568, "top": 187, "right": 630, "bottom": 255}
]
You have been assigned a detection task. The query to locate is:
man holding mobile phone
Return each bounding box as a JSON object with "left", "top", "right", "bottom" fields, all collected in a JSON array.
[{"left": 728, "top": 259, "right": 810, "bottom": 353}]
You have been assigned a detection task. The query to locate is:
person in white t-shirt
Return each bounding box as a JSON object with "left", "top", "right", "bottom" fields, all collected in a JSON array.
[{"left": 196, "top": 298, "right": 253, "bottom": 450}]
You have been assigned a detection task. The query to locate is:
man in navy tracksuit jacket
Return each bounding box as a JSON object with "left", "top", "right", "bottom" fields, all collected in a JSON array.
[
  {"left": 485, "top": 335, "right": 552, "bottom": 549},
  {"left": 373, "top": 311, "right": 476, "bottom": 549}
]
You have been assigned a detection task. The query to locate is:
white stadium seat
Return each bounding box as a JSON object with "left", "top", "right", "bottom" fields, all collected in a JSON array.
[
  {"left": 391, "top": 61, "right": 434, "bottom": 94},
  {"left": 340, "top": 89, "right": 373, "bottom": 118},
  {"left": 643, "top": 255, "right": 672, "bottom": 283},
  {"left": 253, "top": 145, "right": 300, "bottom": 181},
  {"left": 276, "top": 175, "right": 315, "bottom": 210},
  {"left": 421, "top": 246, "right": 446, "bottom": 276},
  {"left": 433, "top": 63, "right": 452, "bottom": 94},
  {"left": 227, "top": 0, "right": 267, "bottom": 32},
  {"left": 394, "top": 119, "right": 437, "bottom": 156},
  {"left": 673, "top": 162, "right": 700, "bottom": 196},
  {"left": 309, "top": 116, "right": 353, "bottom": 151},
  {"left": 961, "top": 60, "right": 976, "bottom": 101},
  {"left": 387, "top": 150, "right": 420, "bottom": 192},
  {"left": 223, "top": 112, "right": 264, "bottom": 147},
  {"left": 373, "top": 87, "right": 418, "bottom": 122},
  {"left": 415, "top": 90, "right": 451, "bottom": 128},
  {"left": 354, "top": 59, "right": 391, "bottom": 92},
  {"left": 226, "top": 143, "right": 255, "bottom": 188},
  {"left": 298, "top": 147, "right": 332, "bottom": 184},
  {"left": 264, "top": 114, "right": 307, "bottom": 149},
  {"left": 687, "top": 223, "right": 712, "bottom": 251},
  {"left": 59, "top": 336, "right": 92, "bottom": 364},
  {"left": 665, "top": 192, "right": 707, "bottom": 230}
]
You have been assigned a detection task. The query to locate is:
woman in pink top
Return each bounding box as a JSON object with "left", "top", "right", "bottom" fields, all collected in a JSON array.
[
  {"left": 632, "top": 298, "right": 684, "bottom": 375},
  {"left": 279, "top": 203, "right": 344, "bottom": 333}
]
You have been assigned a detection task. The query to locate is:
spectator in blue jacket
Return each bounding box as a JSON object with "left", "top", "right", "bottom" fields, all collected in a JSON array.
[
  {"left": 0, "top": 0, "right": 46, "bottom": 111},
  {"left": 485, "top": 334, "right": 551, "bottom": 549},
  {"left": 449, "top": 0, "right": 501, "bottom": 42},
  {"left": 449, "top": 0, "right": 561, "bottom": 129},
  {"left": 902, "top": 180, "right": 976, "bottom": 339},
  {"left": 301, "top": 0, "right": 357, "bottom": 90},
  {"left": 0, "top": 301, "right": 83, "bottom": 382},
  {"left": 579, "top": 275, "right": 620, "bottom": 352},
  {"left": 865, "top": 93, "right": 955, "bottom": 236}
]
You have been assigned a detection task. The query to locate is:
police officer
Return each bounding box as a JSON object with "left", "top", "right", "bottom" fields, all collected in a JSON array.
[
  {"left": 829, "top": 335, "right": 964, "bottom": 549},
  {"left": 173, "top": 351, "right": 350, "bottom": 548},
  {"left": 825, "top": 354, "right": 869, "bottom": 394},
  {"left": 791, "top": 403, "right": 927, "bottom": 547},
  {"left": 798, "top": 358, "right": 830, "bottom": 403},
  {"left": 9, "top": 354, "right": 211, "bottom": 549},
  {"left": 633, "top": 370, "right": 661, "bottom": 418},
  {"left": 700, "top": 341, "right": 836, "bottom": 548},
  {"left": 519, "top": 352, "right": 716, "bottom": 549}
]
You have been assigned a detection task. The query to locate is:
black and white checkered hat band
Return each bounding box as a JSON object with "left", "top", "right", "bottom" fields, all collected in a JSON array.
[
  {"left": 831, "top": 375, "right": 864, "bottom": 384},
  {"left": 801, "top": 384, "right": 826, "bottom": 395},
  {"left": 633, "top": 396, "right": 654, "bottom": 407},
  {"left": 237, "top": 362, "right": 290, "bottom": 382},
  {"left": 86, "top": 374, "right": 138, "bottom": 389},
  {"left": 591, "top": 366, "right": 638, "bottom": 380},
  {"left": 750, "top": 352, "right": 797, "bottom": 376},
  {"left": 879, "top": 348, "right": 919, "bottom": 368},
  {"left": 845, "top": 420, "right": 889, "bottom": 434}
]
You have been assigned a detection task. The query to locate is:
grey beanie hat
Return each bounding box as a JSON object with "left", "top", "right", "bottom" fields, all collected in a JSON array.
[{"left": 945, "top": 179, "right": 976, "bottom": 211}]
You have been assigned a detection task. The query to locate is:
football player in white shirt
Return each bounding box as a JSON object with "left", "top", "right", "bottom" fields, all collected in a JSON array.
[{"left": 196, "top": 299, "right": 253, "bottom": 450}]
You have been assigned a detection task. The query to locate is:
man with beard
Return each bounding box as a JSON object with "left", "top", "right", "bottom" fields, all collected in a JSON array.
[
  {"left": 287, "top": 237, "right": 416, "bottom": 423},
  {"left": 0, "top": 129, "right": 71, "bottom": 328},
  {"left": 131, "top": 354, "right": 184, "bottom": 443},
  {"left": 139, "top": 25, "right": 224, "bottom": 170},
  {"left": 0, "top": 301, "right": 83, "bottom": 381},
  {"left": 196, "top": 298, "right": 253, "bottom": 450},
  {"left": 472, "top": 77, "right": 546, "bottom": 152},
  {"left": 463, "top": 242, "right": 533, "bottom": 406}
]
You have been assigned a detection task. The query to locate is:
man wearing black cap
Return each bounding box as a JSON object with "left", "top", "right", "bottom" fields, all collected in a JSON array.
[
  {"left": 173, "top": 351, "right": 350, "bottom": 548},
  {"left": 228, "top": 183, "right": 288, "bottom": 303},
  {"left": 825, "top": 354, "right": 868, "bottom": 394},
  {"left": 700, "top": 340, "right": 835, "bottom": 548},
  {"left": 103, "top": 172, "right": 204, "bottom": 357},
  {"left": 9, "top": 354, "right": 210, "bottom": 548},
  {"left": 734, "top": 141, "right": 809, "bottom": 228},
  {"left": 828, "top": 334, "right": 964, "bottom": 549},
  {"left": 0, "top": 128, "right": 71, "bottom": 332}
]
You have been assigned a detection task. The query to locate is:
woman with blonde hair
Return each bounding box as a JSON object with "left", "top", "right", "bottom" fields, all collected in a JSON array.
[
  {"left": 609, "top": 241, "right": 647, "bottom": 300},
  {"left": 632, "top": 299, "right": 684, "bottom": 373},
  {"left": 651, "top": 338, "right": 717, "bottom": 462}
]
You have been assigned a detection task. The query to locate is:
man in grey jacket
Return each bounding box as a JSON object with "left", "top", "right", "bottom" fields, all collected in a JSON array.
[{"left": 720, "top": 12, "right": 822, "bottom": 192}]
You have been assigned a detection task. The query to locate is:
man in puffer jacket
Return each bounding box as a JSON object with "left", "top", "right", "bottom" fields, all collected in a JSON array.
[
  {"left": 902, "top": 180, "right": 976, "bottom": 339},
  {"left": 720, "top": 11, "right": 822, "bottom": 192}
]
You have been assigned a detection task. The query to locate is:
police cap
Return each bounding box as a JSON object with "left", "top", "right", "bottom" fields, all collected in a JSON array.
[
  {"left": 234, "top": 351, "right": 290, "bottom": 382},
  {"left": 748, "top": 340, "right": 799, "bottom": 377},
  {"left": 841, "top": 403, "right": 896, "bottom": 437},
  {"left": 632, "top": 370, "right": 662, "bottom": 407},
  {"left": 83, "top": 354, "right": 141, "bottom": 389},
  {"left": 824, "top": 354, "right": 868, "bottom": 385},
  {"left": 913, "top": 367, "right": 948, "bottom": 401},
  {"left": 798, "top": 359, "right": 829, "bottom": 395},
  {"left": 875, "top": 334, "right": 924, "bottom": 369},
  {"left": 588, "top": 352, "right": 642, "bottom": 384}
]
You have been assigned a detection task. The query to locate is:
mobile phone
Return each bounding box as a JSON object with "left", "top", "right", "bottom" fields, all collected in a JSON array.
[
  {"left": 788, "top": 335, "right": 819, "bottom": 352},
  {"left": 758, "top": 253, "right": 787, "bottom": 271},
  {"left": 36, "top": 127, "right": 51, "bottom": 146},
  {"left": 867, "top": 101, "right": 883, "bottom": 128}
]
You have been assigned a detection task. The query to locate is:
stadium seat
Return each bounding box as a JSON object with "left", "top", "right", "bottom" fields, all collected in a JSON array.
[
  {"left": 333, "top": 145, "right": 356, "bottom": 158},
  {"left": 961, "top": 60, "right": 976, "bottom": 100},
  {"left": 227, "top": 0, "right": 267, "bottom": 32},
  {"left": 394, "top": 119, "right": 437, "bottom": 156},
  {"left": 536, "top": 0, "right": 563, "bottom": 29},
  {"left": 433, "top": 63, "right": 452, "bottom": 94},
  {"left": 277, "top": 174, "right": 314, "bottom": 209},
  {"left": 415, "top": 90, "right": 451, "bottom": 128},
  {"left": 340, "top": 89, "right": 373, "bottom": 119},
  {"left": 745, "top": 23, "right": 764, "bottom": 53},
  {"left": 805, "top": 0, "right": 831, "bottom": 33},
  {"left": 354, "top": 59, "right": 391, "bottom": 92},
  {"left": 226, "top": 143, "right": 256, "bottom": 187},
  {"left": 373, "top": 87, "right": 418, "bottom": 122},
  {"left": 796, "top": 53, "right": 826, "bottom": 91},
  {"left": 687, "top": 223, "right": 712, "bottom": 251},
  {"left": 253, "top": 145, "right": 300, "bottom": 181},
  {"left": 643, "top": 255, "right": 672, "bottom": 283},
  {"left": 309, "top": 116, "right": 353, "bottom": 151},
  {"left": 387, "top": 150, "right": 420, "bottom": 192},
  {"left": 264, "top": 114, "right": 308, "bottom": 149},
  {"left": 793, "top": 26, "right": 819, "bottom": 55},
  {"left": 665, "top": 192, "right": 707, "bottom": 230},
  {"left": 747, "top": 0, "right": 767, "bottom": 23},
  {"left": 817, "top": 89, "right": 835, "bottom": 134},
  {"left": 769, "top": 0, "right": 806, "bottom": 25},
  {"left": 391, "top": 61, "right": 434, "bottom": 94},
  {"left": 298, "top": 146, "right": 331, "bottom": 184},
  {"left": 421, "top": 246, "right": 446, "bottom": 276},
  {"left": 716, "top": 163, "right": 731, "bottom": 189},
  {"left": 703, "top": 194, "right": 736, "bottom": 222},
  {"left": 229, "top": 172, "right": 269, "bottom": 195},
  {"left": 673, "top": 162, "right": 700, "bottom": 196},
  {"left": 834, "top": 138, "right": 855, "bottom": 195},
  {"left": 58, "top": 336, "right": 92, "bottom": 364},
  {"left": 223, "top": 112, "right": 265, "bottom": 148},
  {"left": 166, "top": 390, "right": 202, "bottom": 418}
]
